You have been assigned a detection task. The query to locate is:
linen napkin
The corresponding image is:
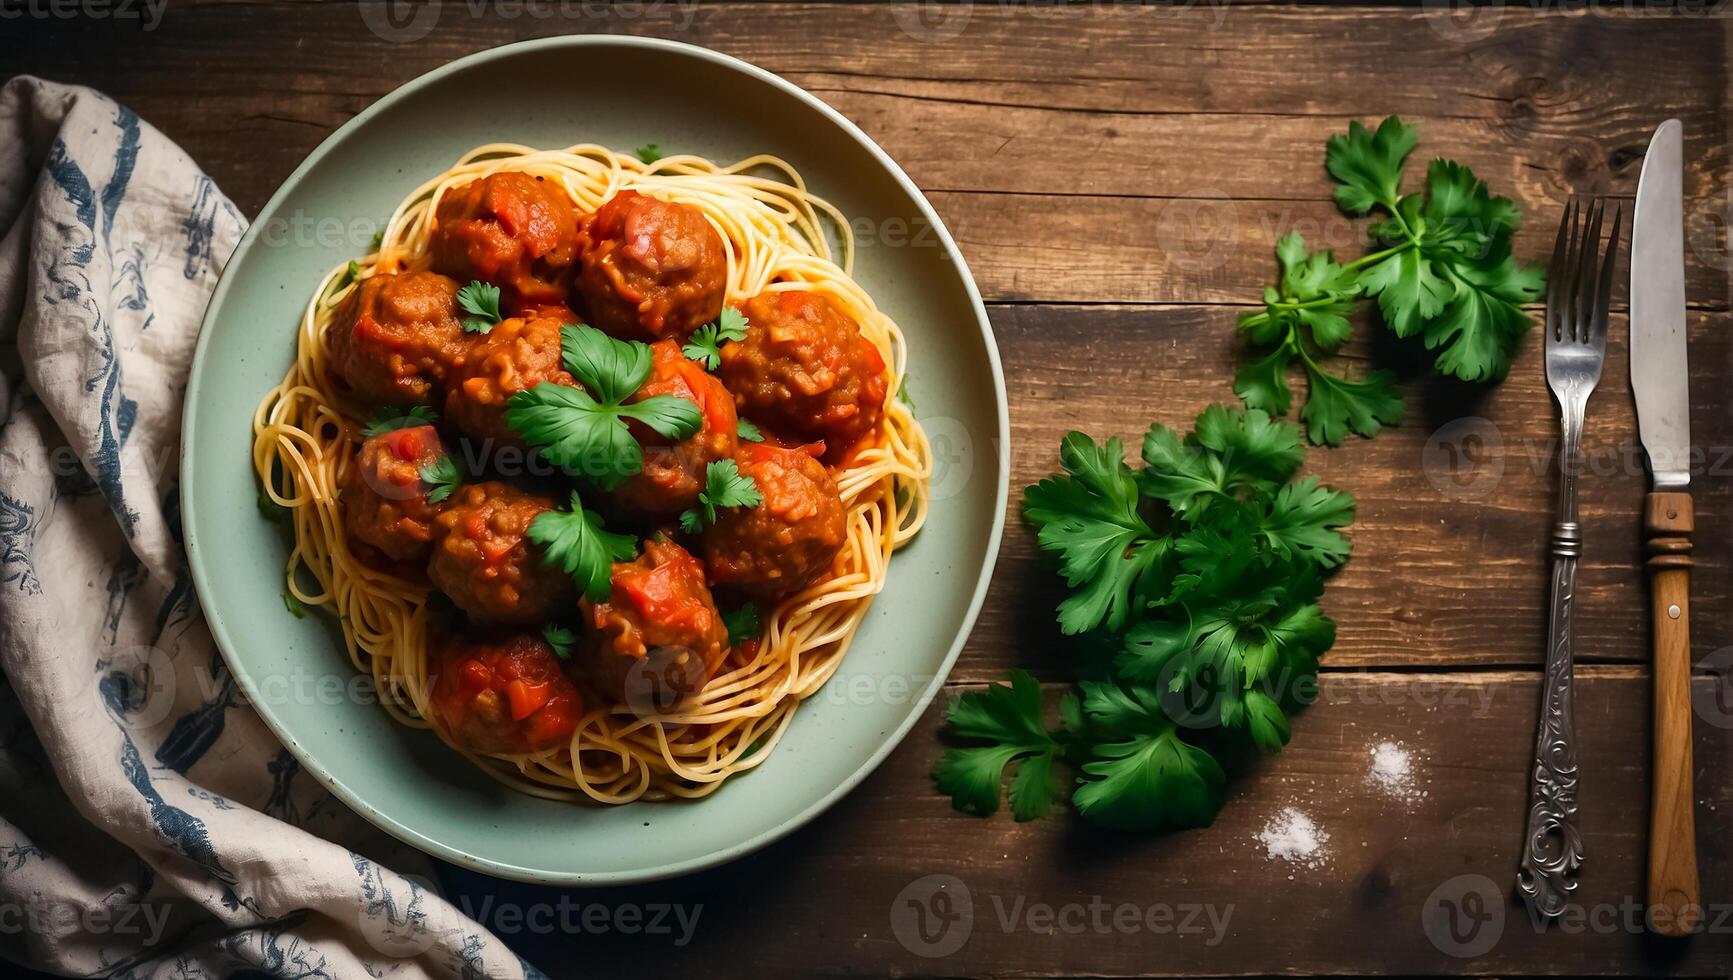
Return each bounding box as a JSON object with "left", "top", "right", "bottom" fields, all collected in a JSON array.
[{"left": 0, "top": 76, "right": 544, "bottom": 980}]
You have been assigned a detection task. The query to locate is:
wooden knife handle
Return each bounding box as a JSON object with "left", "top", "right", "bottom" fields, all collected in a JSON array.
[{"left": 1646, "top": 491, "right": 1700, "bottom": 937}]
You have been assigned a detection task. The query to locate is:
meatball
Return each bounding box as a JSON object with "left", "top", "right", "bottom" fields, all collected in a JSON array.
[
  {"left": 578, "top": 538, "right": 728, "bottom": 710},
  {"left": 701, "top": 443, "right": 847, "bottom": 599},
  {"left": 443, "top": 316, "right": 574, "bottom": 450},
  {"left": 429, "top": 481, "right": 575, "bottom": 624},
  {"left": 427, "top": 629, "right": 582, "bottom": 755},
  {"left": 328, "top": 271, "right": 469, "bottom": 406},
  {"left": 341, "top": 424, "right": 448, "bottom": 563},
  {"left": 718, "top": 290, "right": 888, "bottom": 460},
  {"left": 430, "top": 171, "right": 582, "bottom": 312},
  {"left": 575, "top": 190, "right": 727, "bottom": 342},
  {"left": 611, "top": 341, "right": 738, "bottom": 515}
]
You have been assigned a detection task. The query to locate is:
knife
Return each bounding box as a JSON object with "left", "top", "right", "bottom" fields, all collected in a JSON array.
[{"left": 1631, "top": 117, "right": 1700, "bottom": 937}]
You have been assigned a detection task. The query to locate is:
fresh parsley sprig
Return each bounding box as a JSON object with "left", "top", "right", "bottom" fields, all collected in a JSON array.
[
  {"left": 933, "top": 670, "right": 1066, "bottom": 821},
  {"left": 678, "top": 459, "right": 763, "bottom": 534},
  {"left": 361, "top": 405, "right": 438, "bottom": 437},
  {"left": 508, "top": 324, "right": 703, "bottom": 485},
  {"left": 936, "top": 406, "right": 1353, "bottom": 831},
  {"left": 736, "top": 418, "right": 764, "bottom": 443},
  {"left": 682, "top": 308, "right": 749, "bottom": 371},
  {"left": 1234, "top": 233, "right": 1405, "bottom": 446},
  {"left": 457, "top": 280, "right": 504, "bottom": 334},
  {"left": 418, "top": 454, "right": 462, "bottom": 504},
  {"left": 1236, "top": 116, "right": 1543, "bottom": 445},
  {"left": 527, "top": 491, "right": 637, "bottom": 602},
  {"left": 636, "top": 144, "right": 663, "bottom": 165}
]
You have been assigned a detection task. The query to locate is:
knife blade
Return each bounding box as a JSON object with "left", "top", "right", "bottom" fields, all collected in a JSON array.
[{"left": 1631, "top": 118, "right": 1690, "bottom": 488}]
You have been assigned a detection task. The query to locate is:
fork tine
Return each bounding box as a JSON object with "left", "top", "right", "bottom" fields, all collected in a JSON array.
[
  {"left": 1547, "top": 199, "right": 1576, "bottom": 344},
  {"left": 1589, "top": 202, "right": 1622, "bottom": 351},
  {"left": 1573, "top": 198, "right": 1605, "bottom": 343},
  {"left": 1562, "top": 200, "right": 1583, "bottom": 343}
]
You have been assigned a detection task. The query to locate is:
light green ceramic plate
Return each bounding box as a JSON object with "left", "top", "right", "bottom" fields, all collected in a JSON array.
[{"left": 181, "top": 37, "right": 1007, "bottom": 884}]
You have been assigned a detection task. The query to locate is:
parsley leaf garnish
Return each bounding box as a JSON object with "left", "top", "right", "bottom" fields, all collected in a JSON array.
[
  {"left": 1259, "top": 476, "right": 1355, "bottom": 568},
  {"left": 542, "top": 624, "right": 576, "bottom": 659},
  {"left": 1234, "top": 117, "right": 1541, "bottom": 443},
  {"left": 1070, "top": 680, "right": 1225, "bottom": 831},
  {"left": 1339, "top": 130, "right": 1543, "bottom": 382},
  {"left": 508, "top": 324, "right": 703, "bottom": 485},
  {"left": 526, "top": 491, "right": 638, "bottom": 602},
  {"left": 1022, "top": 432, "right": 1160, "bottom": 635},
  {"left": 337, "top": 260, "right": 363, "bottom": 289},
  {"left": 736, "top": 418, "right": 764, "bottom": 443},
  {"left": 369, "top": 229, "right": 384, "bottom": 251},
  {"left": 678, "top": 459, "right": 763, "bottom": 534},
  {"left": 1234, "top": 233, "right": 1404, "bottom": 447},
  {"left": 681, "top": 308, "right": 749, "bottom": 370},
  {"left": 722, "top": 604, "right": 761, "bottom": 647},
  {"left": 457, "top": 280, "right": 504, "bottom": 334},
  {"left": 282, "top": 591, "right": 306, "bottom": 618},
  {"left": 258, "top": 484, "right": 287, "bottom": 523},
  {"left": 361, "top": 405, "right": 438, "bottom": 438},
  {"left": 942, "top": 406, "right": 1353, "bottom": 831},
  {"left": 636, "top": 144, "right": 663, "bottom": 164},
  {"left": 934, "top": 670, "right": 1064, "bottom": 821},
  {"left": 418, "top": 454, "right": 462, "bottom": 504}
]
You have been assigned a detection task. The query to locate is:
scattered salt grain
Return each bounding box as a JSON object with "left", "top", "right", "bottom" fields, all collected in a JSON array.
[
  {"left": 1256, "top": 806, "right": 1329, "bottom": 871},
  {"left": 1367, "top": 739, "right": 1427, "bottom": 804}
]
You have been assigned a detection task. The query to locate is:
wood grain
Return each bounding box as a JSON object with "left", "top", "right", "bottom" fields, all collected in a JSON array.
[
  {"left": 6, "top": 5, "right": 1730, "bottom": 307},
  {"left": 7, "top": 3, "right": 1732, "bottom": 977},
  {"left": 962, "top": 306, "right": 1731, "bottom": 675},
  {"left": 435, "top": 669, "right": 1732, "bottom": 978},
  {"left": 1645, "top": 491, "right": 1700, "bottom": 936}
]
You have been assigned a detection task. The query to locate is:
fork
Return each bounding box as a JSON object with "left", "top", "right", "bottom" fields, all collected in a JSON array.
[{"left": 1517, "top": 197, "right": 1622, "bottom": 918}]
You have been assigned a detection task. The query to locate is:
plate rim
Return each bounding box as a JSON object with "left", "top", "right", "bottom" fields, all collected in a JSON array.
[{"left": 180, "top": 34, "right": 1010, "bottom": 885}]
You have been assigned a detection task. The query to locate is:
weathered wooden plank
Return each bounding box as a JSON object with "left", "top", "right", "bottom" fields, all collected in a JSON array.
[
  {"left": 434, "top": 669, "right": 1733, "bottom": 978},
  {"left": 951, "top": 304, "right": 1730, "bottom": 675},
  {"left": 6, "top": 4, "right": 1727, "bottom": 306},
  {"left": 926, "top": 191, "right": 1731, "bottom": 308}
]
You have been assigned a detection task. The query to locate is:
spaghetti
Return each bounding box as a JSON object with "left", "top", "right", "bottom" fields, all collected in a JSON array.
[{"left": 253, "top": 144, "right": 931, "bottom": 804}]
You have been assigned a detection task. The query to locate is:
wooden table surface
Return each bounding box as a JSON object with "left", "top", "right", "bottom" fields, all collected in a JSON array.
[{"left": 10, "top": 3, "right": 1733, "bottom": 976}]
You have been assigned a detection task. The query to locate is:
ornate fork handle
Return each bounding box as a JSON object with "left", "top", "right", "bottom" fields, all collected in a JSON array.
[{"left": 1518, "top": 393, "right": 1587, "bottom": 916}]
